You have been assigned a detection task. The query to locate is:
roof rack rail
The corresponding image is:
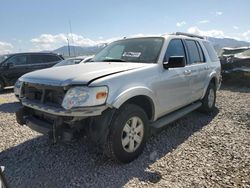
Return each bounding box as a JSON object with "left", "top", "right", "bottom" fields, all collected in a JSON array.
[{"left": 174, "top": 32, "right": 205, "bottom": 39}]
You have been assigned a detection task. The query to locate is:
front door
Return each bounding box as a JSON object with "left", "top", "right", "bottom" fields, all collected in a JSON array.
[
  {"left": 156, "top": 39, "right": 192, "bottom": 117},
  {"left": 3, "top": 54, "right": 30, "bottom": 85}
]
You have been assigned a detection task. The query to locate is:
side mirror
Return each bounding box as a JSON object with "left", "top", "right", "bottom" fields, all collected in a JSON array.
[{"left": 163, "top": 56, "right": 186, "bottom": 69}]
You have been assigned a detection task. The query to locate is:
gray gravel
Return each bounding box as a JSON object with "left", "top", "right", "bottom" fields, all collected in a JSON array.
[{"left": 0, "top": 86, "right": 249, "bottom": 188}]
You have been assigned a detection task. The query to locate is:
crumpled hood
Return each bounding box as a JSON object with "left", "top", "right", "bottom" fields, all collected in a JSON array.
[{"left": 20, "top": 62, "right": 146, "bottom": 86}]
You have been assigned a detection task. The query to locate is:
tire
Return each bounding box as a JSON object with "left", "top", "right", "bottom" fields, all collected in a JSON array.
[
  {"left": 104, "top": 104, "right": 149, "bottom": 163},
  {"left": 200, "top": 82, "right": 216, "bottom": 113}
]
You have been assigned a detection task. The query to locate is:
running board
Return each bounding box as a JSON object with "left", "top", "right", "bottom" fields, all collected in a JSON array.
[{"left": 150, "top": 101, "right": 202, "bottom": 129}]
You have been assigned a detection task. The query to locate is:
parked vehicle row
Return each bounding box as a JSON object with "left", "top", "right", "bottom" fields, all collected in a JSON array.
[
  {"left": 16, "top": 32, "right": 221, "bottom": 163},
  {"left": 14, "top": 55, "right": 93, "bottom": 98},
  {"left": 0, "top": 52, "right": 63, "bottom": 91}
]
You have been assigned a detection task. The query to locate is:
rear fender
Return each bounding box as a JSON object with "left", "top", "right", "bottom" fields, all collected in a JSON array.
[{"left": 201, "top": 71, "right": 219, "bottom": 99}]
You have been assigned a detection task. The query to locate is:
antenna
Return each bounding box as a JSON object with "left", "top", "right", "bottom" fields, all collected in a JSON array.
[
  {"left": 67, "top": 38, "right": 71, "bottom": 57},
  {"left": 69, "top": 20, "right": 76, "bottom": 56}
]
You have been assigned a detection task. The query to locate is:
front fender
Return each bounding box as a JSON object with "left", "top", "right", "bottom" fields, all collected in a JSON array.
[{"left": 111, "top": 86, "right": 158, "bottom": 120}]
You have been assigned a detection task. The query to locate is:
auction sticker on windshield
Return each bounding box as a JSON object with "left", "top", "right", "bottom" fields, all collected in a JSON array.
[{"left": 122, "top": 52, "right": 141, "bottom": 58}]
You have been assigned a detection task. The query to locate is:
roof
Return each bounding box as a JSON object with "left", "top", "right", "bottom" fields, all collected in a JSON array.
[
  {"left": 123, "top": 32, "right": 206, "bottom": 41},
  {"left": 1, "top": 52, "right": 60, "bottom": 56}
]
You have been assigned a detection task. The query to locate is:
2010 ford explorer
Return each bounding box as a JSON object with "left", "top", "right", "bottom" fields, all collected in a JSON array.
[{"left": 16, "top": 32, "right": 221, "bottom": 163}]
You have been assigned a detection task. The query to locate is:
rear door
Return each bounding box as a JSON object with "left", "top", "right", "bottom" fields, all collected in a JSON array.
[
  {"left": 184, "top": 39, "right": 207, "bottom": 101},
  {"left": 157, "top": 39, "right": 192, "bottom": 116},
  {"left": 29, "top": 54, "right": 61, "bottom": 71},
  {"left": 42, "top": 54, "right": 62, "bottom": 68},
  {"left": 29, "top": 54, "right": 46, "bottom": 72}
]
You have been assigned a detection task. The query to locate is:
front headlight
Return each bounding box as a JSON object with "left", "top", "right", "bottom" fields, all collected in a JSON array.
[{"left": 62, "top": 86, "right": 108, "bottom": 110}]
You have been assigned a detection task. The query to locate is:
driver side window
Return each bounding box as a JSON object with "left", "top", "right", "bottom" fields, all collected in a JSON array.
[
  {"left": 7, "top": 55, "right": 27, "bottom": 66},
  {"left": 164, "top": 39, "right": 186, "bottom": 62}
]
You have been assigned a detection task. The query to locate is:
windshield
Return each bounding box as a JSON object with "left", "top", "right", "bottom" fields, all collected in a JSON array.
[
  {"left": 0, "top": 54, "right": 11, "bottom": 63},
  {"left": 54, "top": 58, "right": 84, "bottom": 67},
  {"left": 92, "top": 37, "right": 164, "bottom": 63}
]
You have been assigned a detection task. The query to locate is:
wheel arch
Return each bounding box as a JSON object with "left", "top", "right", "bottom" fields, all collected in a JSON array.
[
  {"left": 202, "top": 73, "right": 219, "bottom": 99},
  {"left": 111, "top": 87, "right": 157, "bottom": 121}
]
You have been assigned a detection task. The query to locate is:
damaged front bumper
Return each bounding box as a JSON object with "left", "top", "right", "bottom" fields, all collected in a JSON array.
[
  {"left": 16, "top": 106, "right": 77, "bottom": 143},
  {"left": 21, "top": 98, "right": 108, "bottom": 117},
  {"left": 16, "top": 99, "right": 114, "bottom": 143}
]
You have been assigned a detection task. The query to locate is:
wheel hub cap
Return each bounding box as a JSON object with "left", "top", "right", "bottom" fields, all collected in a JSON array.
[{"left": 121, "top": 116, "right": 144, "bottom": 153}]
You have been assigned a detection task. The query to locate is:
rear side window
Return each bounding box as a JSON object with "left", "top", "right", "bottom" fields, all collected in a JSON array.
[
  {"left": 43, "top": 55, "right": 61, "bottom": 63},
  {"left": 30, "top": 55, "right": 44, "bottom": 64},
  {"left": 164, "top": 39, "right": 186, "bottom": 62},
  {"left": 202, "top": 41, "right": 219, "bottom": 62},
  {"left": 185, "top": 40, "right": 204, "bottom": 64}
]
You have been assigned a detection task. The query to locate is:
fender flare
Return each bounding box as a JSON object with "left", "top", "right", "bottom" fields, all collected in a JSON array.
[
  {"left": 201, "top": 72, "right": 219, "bottom": 99},
  {"left": 111, "top": 86, "right": 158, "bottom": 120}
]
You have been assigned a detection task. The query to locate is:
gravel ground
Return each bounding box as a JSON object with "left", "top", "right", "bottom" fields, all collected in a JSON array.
[{"left": 0, "top": 86, "right": 249, "bottom": 188}]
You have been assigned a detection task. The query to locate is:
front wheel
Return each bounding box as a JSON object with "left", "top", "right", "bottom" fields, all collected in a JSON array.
[
  {"left": 104, "top": 104, "right": 149, "bottom": 163},
  {"left": 200, "top": 83, "right": 216, "bottom": 113}
]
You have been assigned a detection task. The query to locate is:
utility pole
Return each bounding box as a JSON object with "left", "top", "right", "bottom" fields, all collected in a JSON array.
[
  {"left": 69, "top": 20, "right": 76, "bottom": 56},
  {"left": 67, "top": 38, "right": 71, "bottom": 57}
]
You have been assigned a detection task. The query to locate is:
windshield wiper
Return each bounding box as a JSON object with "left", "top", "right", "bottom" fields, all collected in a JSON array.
[{"left": 102, "top": 58, "right": 127, "bottom": 62}]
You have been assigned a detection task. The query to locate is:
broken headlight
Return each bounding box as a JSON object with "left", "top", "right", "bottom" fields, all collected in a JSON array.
[{"left": 62, "top": 86, "right": 108, "bottom": 110}]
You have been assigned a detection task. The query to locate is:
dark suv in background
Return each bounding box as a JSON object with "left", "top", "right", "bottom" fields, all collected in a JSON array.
[{"left": 0, "top": 52, "right": 63, "bottom": 91}]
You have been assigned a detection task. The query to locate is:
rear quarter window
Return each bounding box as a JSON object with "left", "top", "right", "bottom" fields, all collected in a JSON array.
[{"left": 202, "top": 41, "right": 219, "bottom": 62}]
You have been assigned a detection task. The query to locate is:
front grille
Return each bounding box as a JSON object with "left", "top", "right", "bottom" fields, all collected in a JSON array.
[{"left": 23, "top": 83, "right": 66, "bottom": 107}]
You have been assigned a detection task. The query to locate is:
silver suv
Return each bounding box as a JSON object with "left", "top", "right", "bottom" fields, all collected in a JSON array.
[{"left": 16, "top": 32, "right": 221, "bottom": 163}]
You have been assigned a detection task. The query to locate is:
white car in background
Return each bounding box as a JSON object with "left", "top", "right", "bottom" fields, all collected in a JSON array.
[{"left": 54, "top": 56, "right": 93, "bottom": 67}]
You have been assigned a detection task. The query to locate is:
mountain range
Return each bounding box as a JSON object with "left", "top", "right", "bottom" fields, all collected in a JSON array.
[
  {"left": 53, "top": 37, "right": 250, "bottom": 57},
  {"left": 207, "top": 37, "right": 250, "bottom": 54}
]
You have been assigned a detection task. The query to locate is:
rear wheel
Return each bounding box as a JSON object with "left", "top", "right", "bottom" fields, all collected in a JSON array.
[
  {"left": 104, "top": 104, "right": 149, "bottom": 163},
  {"left": 200, "top": 82, "right": 216, "bottom": 113}
]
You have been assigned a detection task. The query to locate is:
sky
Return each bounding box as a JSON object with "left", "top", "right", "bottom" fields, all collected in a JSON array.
[{"left": 0, "top": 0, "right": 250, "bottom": 54}]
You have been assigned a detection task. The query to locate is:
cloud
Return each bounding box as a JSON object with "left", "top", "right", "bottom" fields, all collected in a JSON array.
[
  {"left": 31, "top": 33, "right": 120, "bottom": 51},
  {"left": 30, "top": 33, "right": 163, "bottom": 51},
  {"left": 0, "top": 41, "right": 13, "bottom": 54},
  {"left": 242, "top": 30, "right": 250, "bottom": 41},
  {"left": 215, "top": 11, "right": 223, "bottom": 16},
  {"left": 176, "top": 21, "right": 186, "bottom": 27},
  {"left": 233, "top": 26, "right": 239, "bottom": 30},
  {"left": 187, "top": 26, "right": 225, "bottom": 38},
  {"left": 198, "top": 20, "right": 210, "bottom": 24}
]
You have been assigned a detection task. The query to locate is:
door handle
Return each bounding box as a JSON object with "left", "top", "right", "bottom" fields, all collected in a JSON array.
[{"left": 184, "top": 70, "right": 192, "bottom": 75}]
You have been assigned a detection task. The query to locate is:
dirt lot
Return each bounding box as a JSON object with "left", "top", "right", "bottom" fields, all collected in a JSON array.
[{"left": 0, "top": 86, "right": 249, "bottom": 188}]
